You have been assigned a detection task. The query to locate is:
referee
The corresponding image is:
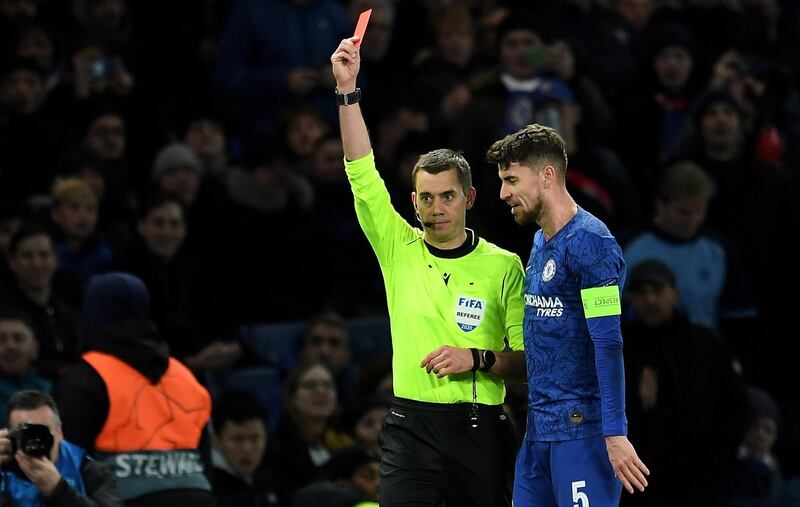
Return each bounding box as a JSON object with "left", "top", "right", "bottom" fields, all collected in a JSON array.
[{"left": 331, "top": 37, "right": 526, "bottom": 507}]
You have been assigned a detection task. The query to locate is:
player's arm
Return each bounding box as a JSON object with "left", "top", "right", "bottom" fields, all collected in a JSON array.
[
  {"left": 575, "top": 234, "right": 629, "bottom": 436},
  {"left": 583, "top": 288, "right": 649, "bottom": 494},
  {"left": 581, "top": 285, "right": 627, "bottom": 436},
  {"left": 577, "top": 235, "right": 649, "bottom": 494}
]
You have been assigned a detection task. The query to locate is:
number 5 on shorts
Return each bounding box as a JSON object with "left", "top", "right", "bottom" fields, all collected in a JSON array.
[{"left": 572, "top": 480, "right": 589, "bottom": 507}]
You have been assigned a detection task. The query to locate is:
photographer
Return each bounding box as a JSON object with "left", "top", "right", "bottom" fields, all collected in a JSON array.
[{"left": 0, "top": 389, "right": 120, "bottom": 506}]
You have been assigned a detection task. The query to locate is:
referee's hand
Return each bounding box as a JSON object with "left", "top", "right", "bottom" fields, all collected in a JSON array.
[{"left": 421, "top": 346, "right": 475, "bottom": 378}]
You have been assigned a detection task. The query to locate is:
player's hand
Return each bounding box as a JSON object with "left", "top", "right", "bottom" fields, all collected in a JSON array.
[
  {"left": 16, "top": 451, "right": 62, "bottom": 497},
  {"left": 420, "top": 346, "right": 475, "bottom": 378},
  {"left": 331, "top": 37, "right": 360, "bottom": 92},
  {"left": 604, "top": 435, "right": 649, "bottom": 494}
]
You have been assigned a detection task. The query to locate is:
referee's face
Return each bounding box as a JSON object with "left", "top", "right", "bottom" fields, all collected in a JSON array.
[{"left": 413, "top": 168, "right": 475, "bottom": 249}]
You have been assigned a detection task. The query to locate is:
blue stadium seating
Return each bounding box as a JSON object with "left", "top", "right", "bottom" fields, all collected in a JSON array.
[
  {"left": 239, "top": 321, "right": 305, "bottom": 372},
  {"left": 347, "top": 316, "right": 392, "bottom": 362},
  {"left": 210, "top": 317, "right": 392, "bottom": 430},
  {"left": 206, "top": 366, "right": 284, "bottom": 431},
  {"left": 238, "top": 316, "right": 392, "bottom": 372}
]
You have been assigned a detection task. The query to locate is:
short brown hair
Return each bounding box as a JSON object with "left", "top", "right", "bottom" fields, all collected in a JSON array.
[
  {"left": 657, "top": 161, "right": 715, "bottom": 202},
  {"left": 411, "top": 149, "right": 472, "bottom": 194},
  {"left": 486, "top": 124, "right": 568, "bottom": 178}
]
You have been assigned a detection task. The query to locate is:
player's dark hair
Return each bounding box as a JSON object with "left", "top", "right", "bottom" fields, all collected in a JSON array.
[{"left": 487, "top": 124, "right": 568, "bottom": 179}]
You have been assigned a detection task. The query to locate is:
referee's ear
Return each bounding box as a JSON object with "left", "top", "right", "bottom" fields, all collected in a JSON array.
[{"left": 465, "top": 187, "right": 476, "bottom": 210}]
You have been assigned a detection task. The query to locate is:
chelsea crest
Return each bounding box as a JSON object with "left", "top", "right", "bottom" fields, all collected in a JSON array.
[{"left": 542, "top": 259, "right": 556, "bottom": 282}]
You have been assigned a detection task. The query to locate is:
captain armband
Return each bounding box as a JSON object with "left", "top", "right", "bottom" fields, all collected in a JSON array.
[{"left": 580, "top": 285, "right": 621, "bottom": 318}]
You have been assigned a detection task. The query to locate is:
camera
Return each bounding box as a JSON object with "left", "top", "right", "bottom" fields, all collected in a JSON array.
[{"left": 8, "top": 423, "right": 54, "bottom": 458}]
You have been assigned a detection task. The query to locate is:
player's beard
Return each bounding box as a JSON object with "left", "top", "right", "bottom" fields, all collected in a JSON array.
[{"left": 515, "top": 200, "right": 543, "bottom": 226}]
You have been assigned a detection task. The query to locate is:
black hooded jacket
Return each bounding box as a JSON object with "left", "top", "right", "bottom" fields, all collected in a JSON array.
[
  {"left": 52, "top": 273, "right": 214, "bottom": 507},
  {"left": 54, "top": 272, "right": 170, "bottom": 450}
]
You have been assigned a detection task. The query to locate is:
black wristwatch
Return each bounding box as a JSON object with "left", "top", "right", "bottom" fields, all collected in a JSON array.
[
  {"left": 480, "top": 350, "right": 496, "bottom": 372},
  {"left": 335, "top": 87, "right": 361, "bottom": 106}
]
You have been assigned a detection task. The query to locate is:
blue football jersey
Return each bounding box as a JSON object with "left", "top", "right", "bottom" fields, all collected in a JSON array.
[{"left": 523, "top": 207, "right": 627, "bottom": 441}]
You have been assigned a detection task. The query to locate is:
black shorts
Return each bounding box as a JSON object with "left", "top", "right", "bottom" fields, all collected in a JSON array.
[{"left": 378, "top": 397, "right": 516, "bottom": 507}]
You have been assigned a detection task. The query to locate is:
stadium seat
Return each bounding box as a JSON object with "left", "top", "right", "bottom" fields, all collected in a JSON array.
[
  {"left": 347, "top": 316, "right": 391, "bottom": 363},
  {"left": 238, "top": 321, "right": 305, "bottom": 372},
  {"left": 206, "top": 366, "right": 284, "bottom": 431}
]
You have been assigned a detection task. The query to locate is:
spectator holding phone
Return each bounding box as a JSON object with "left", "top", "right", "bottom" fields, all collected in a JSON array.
[{"left": 70, "top": 41, "right": 133, "bottom": 101}]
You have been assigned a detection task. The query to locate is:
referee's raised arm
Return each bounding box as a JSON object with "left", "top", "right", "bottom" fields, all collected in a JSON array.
[{"left": 331, "top": 37, "right": 370, "bottom": 161}]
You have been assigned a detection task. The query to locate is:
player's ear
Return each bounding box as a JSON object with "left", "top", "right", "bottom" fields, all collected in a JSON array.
[{"left": 542, "top": 165, "right": 557, "bottom": 186}]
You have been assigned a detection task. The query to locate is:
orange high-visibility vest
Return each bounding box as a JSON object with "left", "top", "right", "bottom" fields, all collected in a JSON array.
[{"left": 83, "top": 351, "right": 211, "bottom": 452}]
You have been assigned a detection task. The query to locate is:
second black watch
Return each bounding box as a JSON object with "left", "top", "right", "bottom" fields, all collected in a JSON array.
[{"left": 480, "top": 349, "right": 496, "bottom": 372}]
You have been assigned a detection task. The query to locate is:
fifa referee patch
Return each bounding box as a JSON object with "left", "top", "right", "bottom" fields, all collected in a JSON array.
[{"left": 580, "top": 286, "right": 621, "bottom": 318}]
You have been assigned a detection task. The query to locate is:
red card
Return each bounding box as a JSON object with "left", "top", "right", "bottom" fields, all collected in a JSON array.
[{"left": 353, "top": 9, "right": 372, "bottom": 46}]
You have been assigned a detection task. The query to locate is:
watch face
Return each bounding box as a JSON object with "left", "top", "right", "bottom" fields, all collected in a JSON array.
[{"left": 483, "top": 350, "right": 496, "bottom": 369}]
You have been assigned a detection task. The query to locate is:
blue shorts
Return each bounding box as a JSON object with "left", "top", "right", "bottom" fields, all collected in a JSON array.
[{"left": 513, "top": 435, "right": 622, "bottom": 507}]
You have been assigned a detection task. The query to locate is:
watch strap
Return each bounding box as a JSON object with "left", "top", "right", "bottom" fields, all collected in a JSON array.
[
  {"left": 335, "top": 87, "right": 361, "bottom": 106},
  {"left": 470, "top": 348, "right": 480, "bottom": 372}
]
